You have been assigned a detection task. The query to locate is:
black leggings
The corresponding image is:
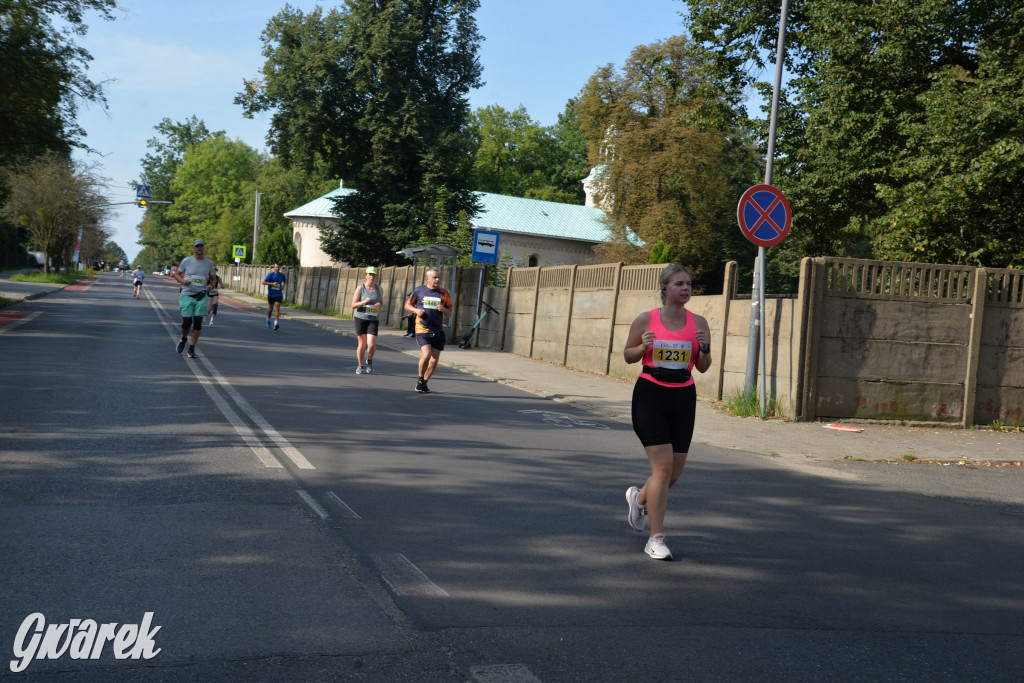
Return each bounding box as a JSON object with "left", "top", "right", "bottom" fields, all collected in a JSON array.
[{"left": 631, "top": 379, "right": 696, "bottom": 452}]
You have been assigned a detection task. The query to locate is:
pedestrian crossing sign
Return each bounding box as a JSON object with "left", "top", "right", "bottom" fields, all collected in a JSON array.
[{"left": 233, "top": 245, "right": 246, "bottom": 258}]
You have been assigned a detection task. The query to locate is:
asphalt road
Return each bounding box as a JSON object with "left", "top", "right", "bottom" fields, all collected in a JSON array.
[{"left": 1, "top": 273, "right": 1022, "bottom": 682}]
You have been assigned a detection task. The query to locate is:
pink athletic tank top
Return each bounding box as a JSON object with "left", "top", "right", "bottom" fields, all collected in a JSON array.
[{"left": 639, "top": 308, "right": 699, "bottom": 388}]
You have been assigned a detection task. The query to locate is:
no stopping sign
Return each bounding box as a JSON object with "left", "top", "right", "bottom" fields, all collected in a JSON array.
[{"left": 737, "top": 184, "right": 791, "bottom": 247}]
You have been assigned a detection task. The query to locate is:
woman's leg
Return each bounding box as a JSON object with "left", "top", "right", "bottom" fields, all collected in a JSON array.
[
  {"left": 638, "top": 446, "right": 689, "bottom": 536},
  {"left": 365, "top": 333, "right": 377, "bottom": 362},
  {"left": 355, "top": 334, "right": 367, "bottom": 366}
]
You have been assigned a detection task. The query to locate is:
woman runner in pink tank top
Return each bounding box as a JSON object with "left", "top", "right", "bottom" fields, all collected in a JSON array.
[{"left": 621, "top": 264, "right": 713, "bottom": 560}]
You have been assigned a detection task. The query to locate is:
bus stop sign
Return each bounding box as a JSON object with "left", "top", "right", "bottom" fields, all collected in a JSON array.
[{"left": 737, "top": 184, "right": 791, "bottom": 247}]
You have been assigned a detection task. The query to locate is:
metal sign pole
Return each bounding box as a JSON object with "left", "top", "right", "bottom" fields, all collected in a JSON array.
[{"left": 743, "top": 0, "right": 790, "bottom": 418}]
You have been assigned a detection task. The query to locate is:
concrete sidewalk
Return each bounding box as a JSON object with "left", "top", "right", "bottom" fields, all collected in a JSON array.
[{"left": 217, "top": 286, "right": 1022, "bottom": 466}]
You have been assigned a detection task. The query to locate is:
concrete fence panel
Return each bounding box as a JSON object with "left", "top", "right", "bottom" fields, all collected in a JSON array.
[
  {"left": 502, "top": 268, "right": 539, "bottom": 357},
  {"left": 806, "top": 259, "right": 978, "bottom": 424}
]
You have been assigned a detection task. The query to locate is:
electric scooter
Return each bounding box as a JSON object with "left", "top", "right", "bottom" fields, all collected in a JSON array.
[{"left": 457, "top": 301, "right": 499, "bottom": 348}]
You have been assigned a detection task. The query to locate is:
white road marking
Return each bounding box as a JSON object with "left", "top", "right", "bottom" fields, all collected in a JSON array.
[
  {"left": 147, "top": 290, "right": 310, "bottom": 470},
  {"left": 297, "top": 490, "right": 329, "bottom": 519},
  {"left": 198, "top": 359, "right": 316, "bottom": 470},
  {"left": 190, "top": 365, "right": 282, "bottom": 469},
  {"left": 468, "top": 664, "right": 542, "bottom": 683},
  {"left": 375, "top": 553, "right": 449, "bottom": 597},
  {"left": 327, "top": 491, "right": 362, "bottom": 518}
]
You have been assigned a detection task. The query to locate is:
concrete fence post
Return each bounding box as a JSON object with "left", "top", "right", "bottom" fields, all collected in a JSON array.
[
  {"left": 603, "top": 262, "right": 624, "bottom": 376},
  {"left": 962, "top": 267, "right": 987, "bottom": 428},
  {"left": 793, "top": 257, "right": 813, "bottom": 419},
  {"left": 717, "top": 261, "right": 738, "bottom": 401},
  {"left": 499, "top": 267, "right": 513, "bottom": 352},
  {"left": 562, "top": 265, "right": 579, "bottom": 367},
  {"left": 528, "top": 267, "right": 542, "bottom": 359},
  {"left": 799, "top": 258, "right": 826, "bottom": 422}
]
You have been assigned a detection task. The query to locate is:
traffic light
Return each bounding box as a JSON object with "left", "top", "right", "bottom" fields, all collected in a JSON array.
[{"left": 137, "top": 199, "right": 148, "bottom": 208}]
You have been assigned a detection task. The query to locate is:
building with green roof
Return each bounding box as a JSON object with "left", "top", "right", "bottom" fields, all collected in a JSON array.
[{"left": 285, "top": 181, "right": 613, "bottom": 267}]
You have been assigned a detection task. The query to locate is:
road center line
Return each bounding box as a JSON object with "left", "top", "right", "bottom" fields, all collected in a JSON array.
[
  {"left": 374, "top": 553, "right": 449, "bottom": 597},
  {"left": 197, "top": 358, "right": 316, "bottom": 470},
  {"left": 327, "top": 491, "right": 362, "bottom": 519},
  {"left": 297, "top": 490, "right": 329, "bottom": 519},
  {"left": 146, "top": 289, "right": 298, "bottom": 470}
]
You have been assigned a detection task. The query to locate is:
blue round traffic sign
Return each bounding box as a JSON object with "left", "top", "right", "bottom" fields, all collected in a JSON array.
[{"left": 737, "top": 184, "right": 791, "bottom": 247}]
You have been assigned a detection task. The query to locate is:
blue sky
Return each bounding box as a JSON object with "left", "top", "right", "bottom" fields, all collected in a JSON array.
[{"left": 72, "top": 0, "right": 690, "bottom": 264}]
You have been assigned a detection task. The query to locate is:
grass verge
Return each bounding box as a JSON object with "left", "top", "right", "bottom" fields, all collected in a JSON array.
[
  {"left": 721, "top": 386, "right": 783, "bottom": 418},
  {"left": 8, "top": 271, "right": 89, "bottom": 285}
]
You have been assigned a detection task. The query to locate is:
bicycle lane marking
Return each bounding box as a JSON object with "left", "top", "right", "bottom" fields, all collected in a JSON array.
[{"left": 0, "top": 310, "right": 42, "bottom": 335}]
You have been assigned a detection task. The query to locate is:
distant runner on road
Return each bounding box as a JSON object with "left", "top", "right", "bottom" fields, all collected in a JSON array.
[
  {"left": 131, "top": 266, "right": 145, "bottom": 299},
  {"left": 206, "top": 267, "right": 221, "bottom": 325},
  {"left": 262, "top": 264, "right": 286, "bottom": 330}
]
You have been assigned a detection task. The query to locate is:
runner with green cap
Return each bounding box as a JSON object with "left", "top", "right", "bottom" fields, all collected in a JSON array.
[{"left": 352, "top": 266, "right": 384, "bottom": 374}]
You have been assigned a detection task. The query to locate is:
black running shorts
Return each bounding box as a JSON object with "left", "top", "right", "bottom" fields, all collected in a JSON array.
[
  {"left": 354, "top": 318, "right": 379, "bottom": 336},
  {"left": 630, "top": 378, "right": 697, "bottom": 452}
]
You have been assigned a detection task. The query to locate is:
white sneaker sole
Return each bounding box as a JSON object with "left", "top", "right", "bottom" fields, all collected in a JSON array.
[{"left": 625, "top": 487, "right": 646, "bottom": 532}]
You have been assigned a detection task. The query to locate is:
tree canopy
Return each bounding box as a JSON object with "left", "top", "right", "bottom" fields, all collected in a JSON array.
[
  {"left": 0, "top": 0, "right": 116, "bottom": 166},
  {"left": 237, "top": 0, "right": 483, "bottom": 266},
  {"left": 135, "top": 117, "right": 220, "bottom": 266},
  {"left": 576, "top": 35, "right": 760, "bottom": 286},
  {"left": 3, "top": 153, "right": 111, "bottom": 272},
  {"left": 681, "top": 0, "right": 1024, "bottom": 272},
  {"left": 134, "top": 117, "right": 337, "bottom": 268},
  {"left": 467, "top": 101, "right": 589, "bottom": 204},
  {"left": 165, "top": 134, "right": 264, "bottom": 265}
]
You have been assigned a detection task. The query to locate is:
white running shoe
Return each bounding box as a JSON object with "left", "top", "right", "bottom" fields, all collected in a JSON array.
[
  {"left": 355, "top": 365, "right": 365, "bottom": 374},
  {"left": 644, "top": 533, "right": 672, "bottom": 561},
  {"left": 365, "top": 359, "right": 373, "bottom": 374},
  {"left": 273, "top": 321, "right": 279, "bottom": 330},
  {"left": 625, "top": 486, "right": 646, "bottom": 532}
]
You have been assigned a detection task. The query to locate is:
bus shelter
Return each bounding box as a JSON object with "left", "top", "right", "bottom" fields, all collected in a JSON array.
[
  {"left": 396, "top": 244, "right": 459, "bottom": 297},
  {"left": 396, "top": 243, "right": 460, "bottom": 333}
]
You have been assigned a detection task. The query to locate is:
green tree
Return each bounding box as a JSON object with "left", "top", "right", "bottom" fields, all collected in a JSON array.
[
  {"left": 468, "top": 105, "right": 549, "bottom": 197},
  {"left": 135, "top": 117, "right": 220, "bottom": 265},
  {"left": 467, "top": 101, "right": 590, "bottom": 204},
  {"left": 681, "top": 0, "right": 1023, "bottom": 271},
  {"left": 99, "top": 239, "right": 126, "bottom": 267},
  {"left": 3, "top": 152, "right": 110, "bottom": 273},
  {"left": 0, "top": 0, "right": 117, "bottom": 166},
  {"left": 535, "top": 99, "right": 590, "bottom": 204},
  {"left": 237, "top": 0, "right": 483, "bottom": 266},
  {"left": 648, "top": 241, "right": 672, "bottom": 264},
  {"left": 248, "top": 158, "right": 336, "bottom": 265},
  {"left": 165, "top": 134, "right": 263, "bottom": 264},
  {"left": 576, "top": 35, "right": 759, "bottom": 285},
  {"left": 872, "top": 5, "right": 1024, "bottom": 268}
]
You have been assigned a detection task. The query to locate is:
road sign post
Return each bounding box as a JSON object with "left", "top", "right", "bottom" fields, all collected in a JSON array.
[
  {"left": 738, "top": 184, "right": 792, "bottom": 419},
  {"left": 740, "top": 0, "right": 791, "bottom": 419}
]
